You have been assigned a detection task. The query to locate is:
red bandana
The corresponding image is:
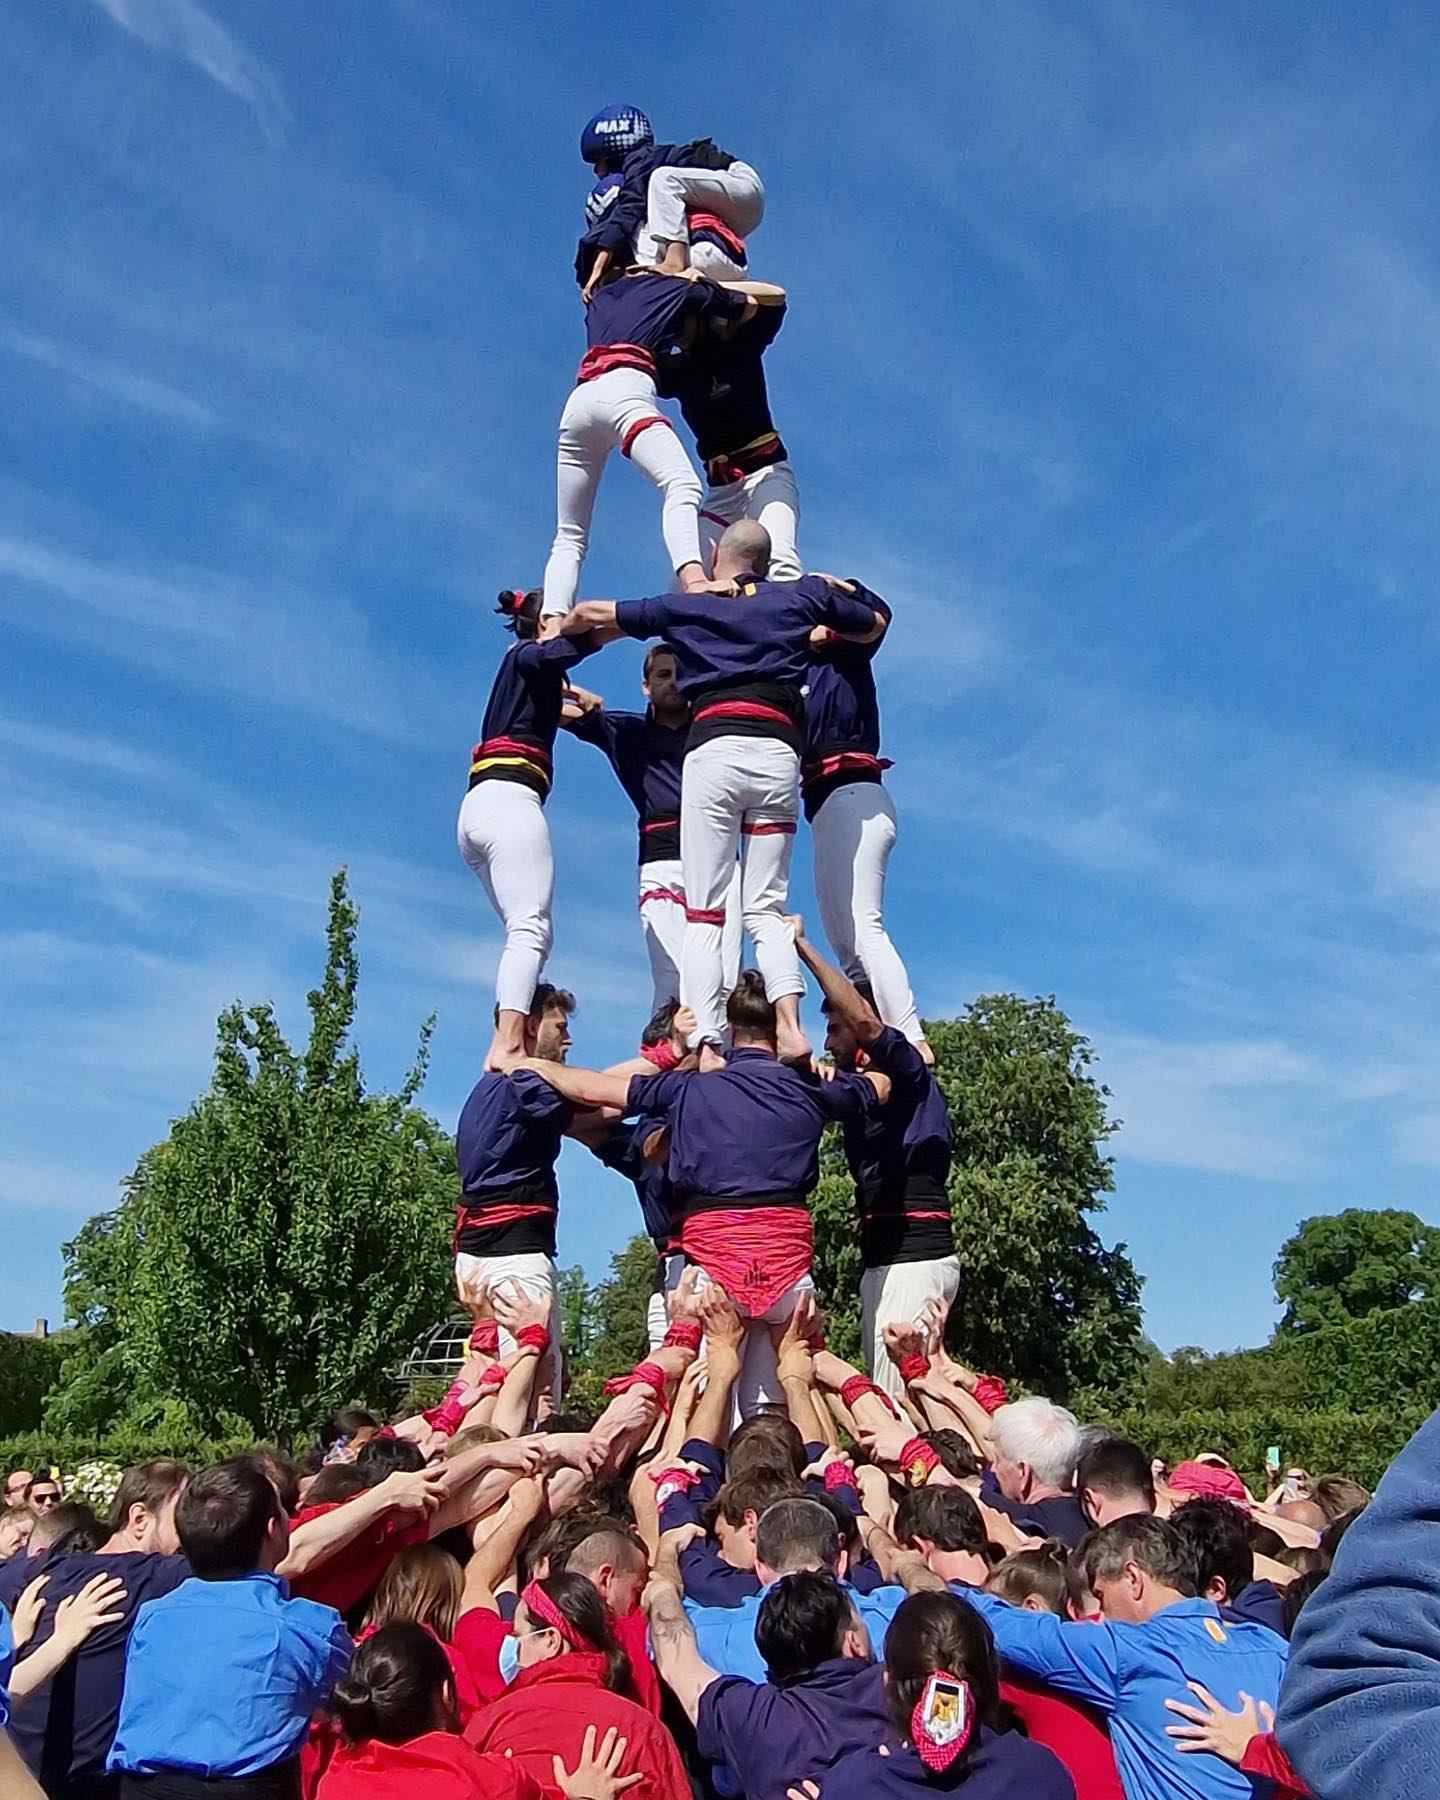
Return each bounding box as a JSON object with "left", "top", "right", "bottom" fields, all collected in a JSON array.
[{"left": 911, "top": 1672, "right": 974, "bottom": 1772}]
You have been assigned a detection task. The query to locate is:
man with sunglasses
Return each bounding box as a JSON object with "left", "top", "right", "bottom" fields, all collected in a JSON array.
[
  {"left": 24, "top": 1476, "right": 61, "bottom": 1515},
  {"left": 4, "top": 1469, "right": 34, "bottom": 1507}
]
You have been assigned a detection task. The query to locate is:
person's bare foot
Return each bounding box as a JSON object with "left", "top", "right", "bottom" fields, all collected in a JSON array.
[
  {"left": 657, "top": 240, "right": 689, "bottom": 276},
  {"left": 777, "top": 1022, "right": 812, "bottom": 1065},
  {"left": 698, "top": 1043, "right": 727, "bottom": 1073},
  {"left": 915, "top": 1038, "right": 936, "bottom": 1068}
]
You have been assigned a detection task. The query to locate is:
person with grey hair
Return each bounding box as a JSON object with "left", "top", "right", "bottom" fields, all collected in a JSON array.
[{"left": 983, "top": 1398, "right": 1089, "bottom": 1547}]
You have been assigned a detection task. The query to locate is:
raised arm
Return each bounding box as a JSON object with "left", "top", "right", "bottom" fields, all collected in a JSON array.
[
  {"left": 278, "top": 1468, "right": 448, "bottom": 1578},
  {"left": 790, "top": 920, "right": 883, "bottom": 1047},
  {"left": 643, "top": 1551, "right": 723, "bottom": 1725},
  {"left": 558, "top": 601, "right": 621, "bottom": 641}
]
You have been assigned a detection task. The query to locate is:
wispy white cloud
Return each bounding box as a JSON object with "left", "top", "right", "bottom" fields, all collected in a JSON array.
[
  {"left": 0, "top": 326, "right": 216, "bottom": 427},
  {"left": 87, "top": 0, "right": 287, "bottom": 139}
]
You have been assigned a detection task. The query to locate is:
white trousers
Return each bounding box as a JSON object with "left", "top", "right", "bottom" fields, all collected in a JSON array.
[
  {"left": 680, "top": 735, "right": 803, "bottom": 1046},
  {"left": 861, "top": 1255, "right": 963, "bottom": 1403},
  {"left": 691, "top": 1267, "right": 813, "bottom": 1417},
  {"left": 639, "top": 857, "right": 742, "bottom": 1013},
  {"left": 646, "top": 1250, "right": 688, "bottom": 1350},
  {"left": 812, "top": 782, "right": 922, "bottom": 1045},
  {"left": 699, "top": 461, "right": 801, "bottom": 583},
  {"left": 541, "top": 369, "right": 704, "bottom": 617},
  {"left": 454, "top": 1249, "right": 564, "bottom": 1404},
  {"left": 637, "top": 161, "right": 766, "bottom": 265},
  {"left": 456, "top": 781, "right": 553, "bottom": 1015}
]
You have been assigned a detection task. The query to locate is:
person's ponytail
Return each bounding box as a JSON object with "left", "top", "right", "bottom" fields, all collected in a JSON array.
[
  {"left": 536, "top": 1571, "right": 633, "bottom": 1695},
  {"left": 331, "top": 1623, "right": 452, "bottom": 1744}
]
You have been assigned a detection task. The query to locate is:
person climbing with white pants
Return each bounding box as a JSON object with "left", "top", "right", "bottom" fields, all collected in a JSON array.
[
  {"left": 556, "top": 520, "right": 888, "bottom": 1057},
  {"left": 539, "top": 264, "right": 760, "bottom": 619},
  {"left": 802, "top": 578, "right": 931, "bottom": 1057},
  {"left": 457, "top": 589, "right": 600, "bottom": 1070}
]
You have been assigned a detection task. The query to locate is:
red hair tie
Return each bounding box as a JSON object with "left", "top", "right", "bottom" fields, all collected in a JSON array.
[
  {"left": 899, "top": 1436, "right": 941, "bottom": 1488},
  {"left": 640, "top": 1038, "right": 681, "bottom": 1071},
  {"left": 898, "top": 1353, "right": 930, "bottom": 1386},
  {"left": 840, "top": 1374, "right": 901, "bottom": 1421},
  {"left": 662, "top": 1320, "right": 702, "bottom": 1354},
  {"left": 911, "top": 1671, "right": 974, "bottom": 1772},
  {"left": 469, "top": 1319, "right": 500, "bottom": 1356},
  {"left": 520, "top": 1580, "right": 590, "bottom": 1653},
  {"left": 973, "top": 1375, "right": 1008, "bottom": 1416},
  {"left": 514, "top": 1324, "right": 551, "bottom": 1355}
]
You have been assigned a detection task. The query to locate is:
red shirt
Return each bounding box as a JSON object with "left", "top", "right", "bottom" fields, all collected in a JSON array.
[
  {"left": 289, "top": 1500, "right": 430, "bottom": 1615},
  {"left": 1240, "top": 1732, "right": 1310, "bottom": 1798},
  {"left": 464, "top": 1655, "right": 689, "bottom": 1800},
  {"left": 451, "top": 1606, "right": 662, "bottom": 1716},
  {"left": 317, "top": 1730, "right": 544, "bottom": 1800},
  {"left": 1001, "top": 1674, "right": 1125, "bottom": 1800}
]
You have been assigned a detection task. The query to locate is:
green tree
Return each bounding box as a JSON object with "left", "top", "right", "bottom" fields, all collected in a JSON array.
[
  {"left": 813, "top": 994, "right": 1143, "bottom": 1399},
  {"left": 47, "top": 872, "right": 458, "bottom": 1445},
  {"left": 0, "top": 1332, "right": 68, "bottom": 1435},
  {"left": 587, "top": 1237, "right": 660, "bottom": 1382},
  {"left": 1273, "top": 1209, "right": 1440, "bottom": 1337}
]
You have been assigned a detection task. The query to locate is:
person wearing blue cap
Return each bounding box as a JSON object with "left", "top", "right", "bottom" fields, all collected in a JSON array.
[{"left": 577, "top": 106, "right": 765, "bottom": 302}]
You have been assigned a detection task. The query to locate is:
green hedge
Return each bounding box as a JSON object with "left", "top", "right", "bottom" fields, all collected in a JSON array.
[
  {"left": 1087, "top": 1404, "right": 1432, "bottom": 1492},
  {"left": 0, "top": 1427, "right": 259, "bottom": 1483}
]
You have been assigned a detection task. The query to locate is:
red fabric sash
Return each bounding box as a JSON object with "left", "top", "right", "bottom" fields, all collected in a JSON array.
[
  {"left": 681, "top": 1207, "right": 812, "bottom": 1315},
  {"left": 576, "top": 343, "right": 656, "bottom": 383}
]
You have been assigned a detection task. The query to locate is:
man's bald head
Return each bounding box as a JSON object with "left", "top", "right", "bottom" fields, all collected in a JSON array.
[{"left": 714, "top": 520, "right": 772, "bottom": 580}]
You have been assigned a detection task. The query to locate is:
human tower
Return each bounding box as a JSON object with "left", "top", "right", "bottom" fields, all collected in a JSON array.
[{"left": 448, "top": 108, "right": 957, "bottom": 1416}]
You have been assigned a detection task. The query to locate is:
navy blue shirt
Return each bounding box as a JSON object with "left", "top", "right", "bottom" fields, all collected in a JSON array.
[
  {"left": 658, "top": 302, "right": 787, "bottom": 464},
  {"left": 979, "top": 1473, "right": 1090, "bottom": 1550},
  {"left": 1224, "top": 1579, "right": 1286, "bottom": 1639},
  {"left": 109, "top": 1573, "right": 350, "bottom": 1778},
  {"left": 0, "top": 1548, "right": 190, "bottom": 1787},
  {"left": 563, "top": 704, "right": 686, "bottom": 863},
  {"left": 471, "top": 635, "right": 600, "bottom": 802},
  {"left": 454, "top": 1071, "right": 571, "bottom": 1256},
  {"left": 825, "top": 1728, "right": 1077, "bottom": 1800},
  {"left": 578, "top": 137, "right": 738, "bottom": 269},
  {"left": 627, "top": 1051, "right": 878, "bottom": 1208},
  {"left": 616, "top": 578, "right": 884, "bottom": 754},
  {"left": 696, "top": 1658, "right": 890, "bottom": 1800},
  {"left": 582, "top": 270, "right": 749, "bottom": 355},
  {"left": 594, "top": 1119, "right": 676, "bottom": 1249},
  {"left": 802, "top": 581, "right": 894, "bottom": 817},
  {"left": 842, "top": 1028, "right": 954, "bottom": 1268}
]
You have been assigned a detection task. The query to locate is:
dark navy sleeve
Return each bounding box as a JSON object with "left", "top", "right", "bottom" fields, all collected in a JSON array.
[
  {"left": 1278, "top": 1406, "right": 1440, "bottom": 1797},
  {"left": 625, "top": 1068, "right": 689, "bottom": 1117},
  {"left": 809, "top": 578, "right": 888, "bottom": 637},
  {"left": 860, "top": 1027, "right": 928, "bottom": 1106},
  {"left": 514, "top": 634, "right": 601, "bottom": 676},
  {"left": 816, "top": 1070, "right": 883, "bottom": 1124},
  {"left": 695, "top": 1675, "right": 770, "bottom": 1771},
  {"left": 562, "top": 705, "right": 620, "bottom": 751},
  {"left": 508, "top": 1070, "right": 572, "bottom": 1126},
  {"left": 615, "top": 596, "right": 675, "bottom": 639},
  {"left": 679, "top": 1542, "right": 761, "bottom": 1608},
  {"left": 744, "top": 299, "right": 786, "bottom": 351},
  {"left": 696, "top": 282, "right": 753, "bottom": 329},
  {"left": 588, "top": 144, "right": 661, "bottom": 256}
]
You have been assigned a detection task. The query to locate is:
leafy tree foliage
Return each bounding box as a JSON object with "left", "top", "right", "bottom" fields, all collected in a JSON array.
[
  {"left": 1273, "top": 1208, "right": 1440, "bottom": 1336},
  {"left": 813, "top": 994, "right": 1143, "bottom": 1399},
  {"left": 48, "top": 873, "right": 457, "bottom": 1446},
  {"left": 0, "top": 1333, "right": 68, "bottom": 1435}
]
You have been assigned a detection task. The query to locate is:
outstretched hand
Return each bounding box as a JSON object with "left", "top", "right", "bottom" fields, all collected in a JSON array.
[
  {"left": 554, "top": 1724, "right": 644, "bottom": 1800},
  {"left": 1164, "top": 1683, "right": 1271, "bottom": 1766},
  {"left": 882, "top": 1319, "right": 928, "bottom": 1369},
  {"left": 491, "top": 1280, "right": 551, "bottom": 1338},
  {"left": 699, "top": 1282, "right": 745, "bottom": 1356}
]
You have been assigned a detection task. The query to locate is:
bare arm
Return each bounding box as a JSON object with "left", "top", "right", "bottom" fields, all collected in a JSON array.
[
  {"left": 0, "top": 1732, "right": 47, "bottom": 1800},
  {"left": 9, "top": 1577, "right": 129, "bottom": 1704},
  {"left": 714, "top": 279, "right": 787, "bottom": 304},
  {"left": 459, "top": 1476, "right": 547, "bottom": 1614},
  {"left": 643, "top": 1556, "right": 722, "bottom": 1724},
  {"left": 559, "top": 601, "right": 619, "bottom": 639},
  {"left": 512, "top": 1056, "right": 635, "bottom": 1112},
  {"left": 690, "top": 1286, "right": 746, "bottom": 1450},
  {"left": 278, "top": 1468, "right": 447, "bottom": 1578},
  {"left": 792, "top": 927, "right": 883, "bottom": 1046}
]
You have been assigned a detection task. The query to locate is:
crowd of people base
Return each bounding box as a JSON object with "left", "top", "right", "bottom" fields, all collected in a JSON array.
[{"left": 0, "top": 1287, "right": 1415, "bottom": 1800}]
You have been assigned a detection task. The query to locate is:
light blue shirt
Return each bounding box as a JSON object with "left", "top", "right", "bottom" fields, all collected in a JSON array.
[
  {"left": 685, "top": 1577, "right": 907, "bottom": 1681},
  {"left": 958, "top": 1588, "right": 1287, "bottom": 1800},
  {"left": 0, "top": 1600, "right": 12, "bottom": 1729},
  {"left": 108, "top": 1572, "right": 350, "bottom": 1777}
]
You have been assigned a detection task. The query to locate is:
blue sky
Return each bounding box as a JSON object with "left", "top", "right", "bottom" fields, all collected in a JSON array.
[{"left": 5, "top": 0, "right": 1440, "bottom": 1356}]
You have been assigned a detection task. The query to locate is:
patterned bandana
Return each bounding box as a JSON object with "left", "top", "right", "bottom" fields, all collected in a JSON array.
[{"left": 910, "top": 1672, "right": 974, "bottom": 1772}]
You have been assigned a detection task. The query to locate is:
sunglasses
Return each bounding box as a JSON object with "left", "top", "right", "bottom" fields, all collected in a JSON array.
[{"left": 30, "top": 1490, "right": 60, "bottom": 1508}]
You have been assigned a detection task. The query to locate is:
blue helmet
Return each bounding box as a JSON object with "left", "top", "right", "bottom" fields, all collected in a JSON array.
[{"left": 581, "top": 105, "right": 653, "bottom": 165}]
